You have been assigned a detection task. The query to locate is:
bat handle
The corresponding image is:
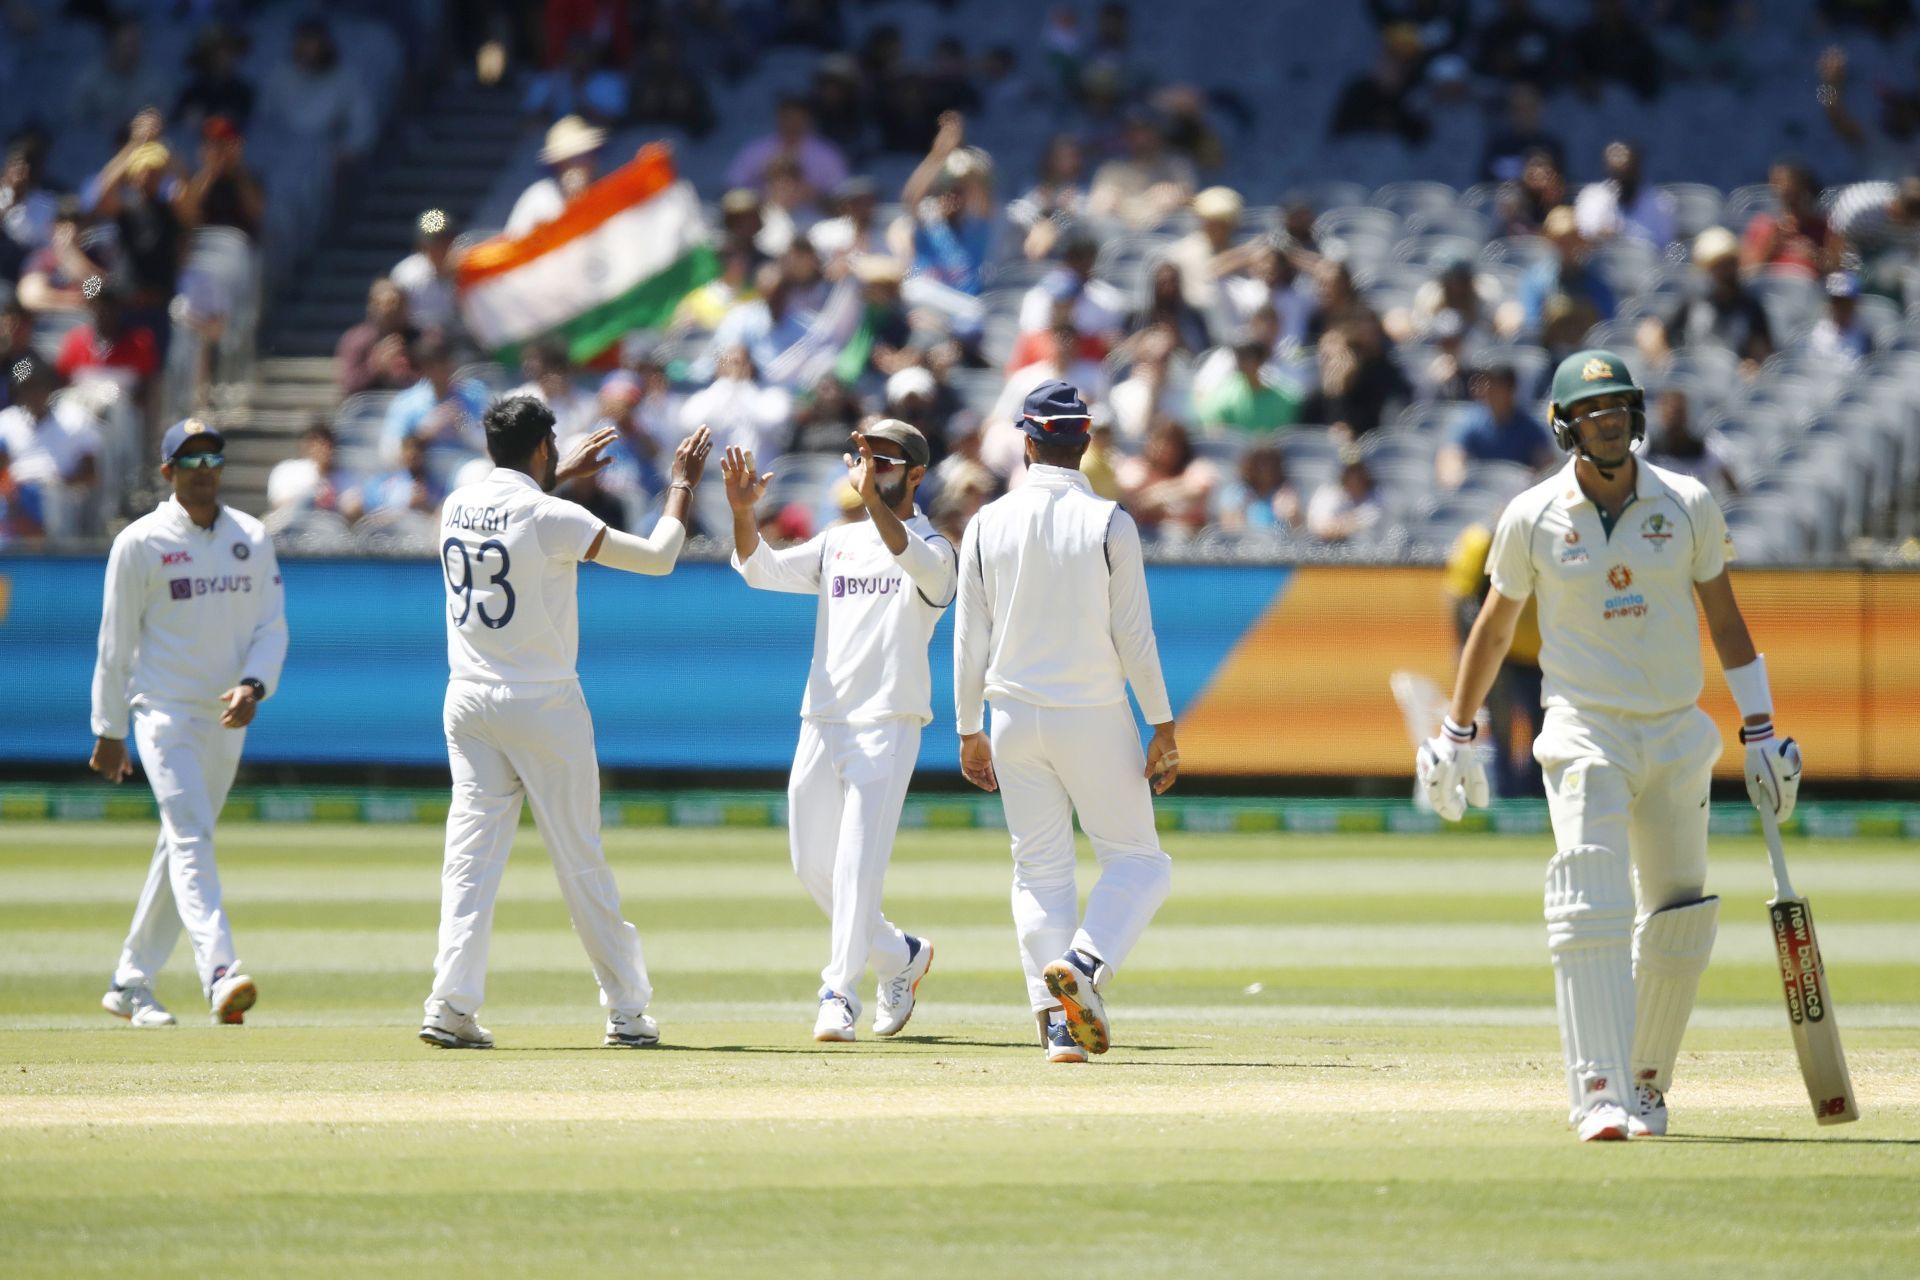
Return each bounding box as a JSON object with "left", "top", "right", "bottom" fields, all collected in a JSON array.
[{"left": 1759, "top": 806, "right": 1800, "bottom": 902}]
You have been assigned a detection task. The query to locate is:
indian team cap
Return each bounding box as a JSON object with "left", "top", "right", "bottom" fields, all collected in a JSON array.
[
  {"left": 1549, "top": 348, "right": 1640, "bottom": 416},
  {"left": 161, "top": 416, "right": 225, "bottom": 462},
  {"left": 862, "top": 418, "right": 930, "bottom": 469},
  {"left": 1018, "top": 380, "right": 1092, "bottom": 443}
]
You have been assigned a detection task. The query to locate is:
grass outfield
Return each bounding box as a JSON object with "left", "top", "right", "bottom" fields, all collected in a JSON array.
[{"left": 1, "top": 821, "right": 1916, "bottom": 1278}]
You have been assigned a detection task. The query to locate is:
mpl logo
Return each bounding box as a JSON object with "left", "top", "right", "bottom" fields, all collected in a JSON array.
[
  {"left": 1607, "top": 564, "right": 1633, "bottom": 590},
  {"left": 161, "top": 550, "right": 192, "bottom": 566}
]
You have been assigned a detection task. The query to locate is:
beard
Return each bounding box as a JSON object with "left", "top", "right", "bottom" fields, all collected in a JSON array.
[{"left": 876, "top": 470, "right": 911, "bottom": 508}]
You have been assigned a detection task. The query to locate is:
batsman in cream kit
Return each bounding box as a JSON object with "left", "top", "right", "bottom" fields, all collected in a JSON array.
[{"left": 1420, "top": 350, "right": 1805, "bottom": 1142}]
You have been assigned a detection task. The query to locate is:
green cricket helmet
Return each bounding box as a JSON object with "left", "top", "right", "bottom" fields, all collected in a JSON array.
[{"left": 1547, "top": 348, "right": 1645, "bottom": 454}]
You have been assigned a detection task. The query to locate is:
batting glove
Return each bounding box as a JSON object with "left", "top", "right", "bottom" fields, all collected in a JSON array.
[
  {"left": 1417, "top": 717, "right": 1490, "bottom": 822},
  {"left": 1741, "top": 720, "right": 1803, "bottom": 824}
]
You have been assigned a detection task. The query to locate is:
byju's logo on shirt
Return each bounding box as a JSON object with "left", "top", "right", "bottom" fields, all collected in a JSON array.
[
  {"left": 170, "top": 575, "right": 254, "bottom": 600},
  {"left": 831, "top": 574, "right": 900, "bottom": 599}
]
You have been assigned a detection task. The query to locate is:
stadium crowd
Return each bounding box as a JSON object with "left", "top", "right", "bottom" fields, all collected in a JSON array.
[{"left": 8, "top": 1, "right": 1920, "bottom": 562}]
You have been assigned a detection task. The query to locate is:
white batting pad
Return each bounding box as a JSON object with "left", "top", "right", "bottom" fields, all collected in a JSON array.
[
  {"left": 1631, "top": 896, "right": 1721, "bottom": 1095},
  {"left": 1545, "top": 843, "right": 1636, "bottom": 1122}
]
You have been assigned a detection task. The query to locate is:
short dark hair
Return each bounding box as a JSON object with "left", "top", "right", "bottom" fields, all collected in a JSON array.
[
  {"left": 485, "top": 394, "right": 556, "bottom": 466},
  {"left": 1030, "top": 437, "right": 1089, "bottom": 468},
  {"left": 301, "top": 420, "right": 335, "bottom": 444}
]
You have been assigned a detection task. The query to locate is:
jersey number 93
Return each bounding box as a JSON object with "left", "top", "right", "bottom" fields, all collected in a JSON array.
[{"left": 442, "top": 537, "right": 516, "bottom": 630}]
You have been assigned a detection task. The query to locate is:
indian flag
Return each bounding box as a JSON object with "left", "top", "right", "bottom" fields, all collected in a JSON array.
[{"left": 456, "top": 144, "right": 716, "bottom": 363}]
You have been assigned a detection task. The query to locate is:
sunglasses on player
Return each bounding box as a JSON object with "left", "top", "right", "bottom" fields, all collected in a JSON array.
[
  {"left": 852, "top": 453, "right": 906, "bottom": 472},
  {"left": 171, "top": 452, "right": 225, "bottom": 470}
]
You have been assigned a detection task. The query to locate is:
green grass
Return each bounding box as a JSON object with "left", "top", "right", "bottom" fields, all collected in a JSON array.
[{"left": 1, "top": 822, "right": 1917, "bottom": 1278}]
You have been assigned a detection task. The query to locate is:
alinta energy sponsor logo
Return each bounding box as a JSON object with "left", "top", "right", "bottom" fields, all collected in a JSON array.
[
  {"left": 1607, "top": 564, "right": 1633, "bottom": 590},
  {"left": 1602, "top": 563, "right": 1646, "bottom": 618}
]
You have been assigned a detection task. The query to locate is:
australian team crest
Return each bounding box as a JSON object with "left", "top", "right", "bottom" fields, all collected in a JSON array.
[
  {"left": 1581, "top": 357, "right": 1613, "bottom": 382},
  {"left": 1639, "top": 512, "right": 1674, "bottom": 551}
]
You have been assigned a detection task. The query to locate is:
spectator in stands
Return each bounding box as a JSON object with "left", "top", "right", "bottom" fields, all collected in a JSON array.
[
  {"left": 1817, "top": 45, "right": 1920, "bottom": 180},
  {"left": 1, "top": 142, "right": 59, "bottom": 269},
  {"left": 57, "top": 277, "right": 159, "bottom": 406},
  {"left": 544, "top": 0, "right": 633, "bottom": 66},
  {"left": 1197, "top": 336, "right": 1303, "bottom": 433},
  {"left": 267, "top": 421, "right": 362, "bottom": 522},
  {"left": 574, "top": 369, "right": 665, "bottom": 507},
  {"left": 1329, "top": 24, "right": 1431, "bottom": 147},
  {"left": 174, "top": 117, "right": 264, "bottom": 240},
  {"left": 0, "top": 302, "right": 34, "bottom": 409},
  {"left": 1742, "top": 161, "right": 1840, "bottom": 278},
  {"left": 1218, "top": 444, "right": 1301, "bottom": 534},
  {"left": 0, "top": 354, "right": 103, "bottom": 540},
  {"left": 1511, "top": 206, "right": 1615, "bottom": 344},
  {"left": 1828, "top": 174, "right": 1920, "bottom": 299},
  {"left": 1370, "top": 0, "right": 1471, "bottom": 59},
  {"left": 779, "top": 237, "right": 829, "bottom": 314},
  {"left": 380, "top": 333, "right": 489, "bottom": 467},
  {"left": 1656, "top": 226, "right": 1774, "bottom": 369},
  {"left": 93, "top": 140, "right": 183, "bottom": 341},
  {"left": 1305, "top": 316, "right": 1413, "bottom": 437},
  {"left": 1006, "top": 134, "right": 1089, "bottom": 260},
  {"left": 1220, "top": 242, "right": 1315, "bottom": 347},
  {"left": 1119, "top": 421, "right": 1217, "bottom": 540},
  {"left": 1126, "top": 261, "right": 1214, "bottom": 356},
  {"left": 1193, "top": 305, "right": 1285, "bottom": 403},
  {"left": 363, "top": 432, "right": 447, "bottom": 516},
  {"left": 1396, "top": 255, "right": 1499, "bottom": 345},
  {"left": 391, "top": 209, "right": 460, "bottom": 338},
  {"left": 679, "top": 343, "right": 792, "bottom": 460},
  {"left": 1495, "top": 147, "right": 1568, "bottom": 237},
  {"left": 17, "top": 200, "right": 107, "bottom": 315},
  {"left": 807, "top": 54, "right": 866, "bottom": 158},
  {"left": 0, "top": 440, "right": 46, "bottom": 543},
  {"left": 1657, "top": 0, "right": 1751, "bottom": 90},
  {"left": 508, "top": 116, "right": 604, "bottom": 237},
  {"left": 1808, "top": 271, "right": 1876, "bottom": 367},
  {"left": 673, "top": 242, "right": 760, "bottom": 333},
  {"left": 1569, "top": 0, "right": 1662, "bottom": 101},
  {"left": 695, "top": 263, "right": 813, "bottom": 387},
  {"left": 1108, "top": 324, "right": 1189, "bottom": 442},
  {"left": 1643, "top": 387, "right": 1739, "bottom": 499},
  {"left": 69, "top": 16, "right": 169, "bottom": 141},
  {"left": 1575, "top": 140, "right": 1677, "bottom": 248},
  {"left": 829, "top": 254, "right": 912, "bottom": 385},
  {"left": 808, "top": 176, "right": 886, "bottom": 266},
  {"left": 1166, "top": 186, "right": 1255, "bottom": 316},
  {"left": 336, "top": 279, "right": 417, "bottom": 397},
  {"left": 1434, "top": 363, "right": 1555, "bottom": 489},
  {"left": 257, "top": 19, "right": 377, "bottom": 166},
  {"left": 1476, "top": 0, "right": 1559, "bottom": 89},
  {"left": 893, "top": 113, "right": 994, "bottom": 297},
  {"left": 1480, "top": 83, "right": 1562, "bottom": 182},
  {"left": 1087, "top": 108, "right": 1198, "bottom": 230},
  {"left": 1017, "top": 229, "right": 1125, "bottom": 340},
  {"left": 790, "top": 374, "right": 865, "bottom": 453},
  {"left": 510, "top": 338, "right": 599, "bottom": 439},
  {"left": 1306, "top": 447, "right": 1385, "bottom": 543},
  {"left": 986, "top": 323, "right": 1107, "bottom": 477},
  {"left": 883, "top": 364, "right": 943, "bottom": 448},
  {"left": 175, "top": 24, "right": 255, "bottom": 134},
  {"left": 617, "top": 345, "right": 686, "bottom": 453},
  {"left": 728, "top": 96, "right": 850, "bottom": 207},
  {"left": 1414, "top": 309, "right": 1475, "bottom": 402},
  {"left": 629, "top": 30, "right": 716, "bottom": 139},
  {"left": 1155, "top": 83, "right": 1228, "bottom": 176},
  {"left": 522, "top": 35, "right": 627, "bottom": 127}
]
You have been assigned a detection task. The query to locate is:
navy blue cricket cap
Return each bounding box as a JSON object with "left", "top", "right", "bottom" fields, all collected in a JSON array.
[
  {"left": 1019, "top": 380, "right": 1092, "bottom": 443},
  {"left": 161, "top": 417, "right": 225, "bottom": 462}
]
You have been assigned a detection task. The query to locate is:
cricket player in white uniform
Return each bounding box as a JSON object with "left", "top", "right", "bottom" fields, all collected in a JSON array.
[
  {"left": 1418, "top": 350, "right": 1803, "bottom": 1141},
  {"left": 419, "top": 396, "right": 712, "bottom": 1050},
  {"left": 722, "top": 421, "right": 954, "bottom": 1042},
  {"left": 954, "top": 380, "right": 1180, "bottom": 1064},
  {"left": 89, "top": 418, "right": 287, "bottom": 1028}
]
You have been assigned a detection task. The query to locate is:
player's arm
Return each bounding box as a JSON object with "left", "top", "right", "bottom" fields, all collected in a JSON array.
[
  {"left": 1444, "top": 589, "right": 1525, "bottom": 731},
  {"left": 1696, "top": 569, "right": 1803, "bottom": 820},
  {"left": 88, "top": 533, "right": 142, "bottom": 782},
  {"left": 850, "top": 431, "right": 955, "bottom": 605},
  {"left": 222, "top": 536, "right": 289, "bottom": 730},
  {"left": 721, "top": 445, "right": 823, "bottom": 593},
  {"left": 585, "top": 427, "right": 711, "bottom": 575},
  {"left": 1105, "top": 509, "right": 1179, "bottom": 793},
  {"left": 954, "top": 518, "right": 996, "bottom": 792}
]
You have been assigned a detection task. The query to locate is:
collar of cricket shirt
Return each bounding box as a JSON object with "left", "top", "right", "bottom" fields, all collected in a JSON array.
[{"left": 1025, "top": 464, "right": 1094, "bottom": 492}]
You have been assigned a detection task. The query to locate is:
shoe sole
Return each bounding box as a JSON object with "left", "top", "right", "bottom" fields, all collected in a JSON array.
[
  {"left": 874, "top": 942, "right": 935, "bottom": 1038},
  {"left": 1047, "top": 1048, "right": 1089, "bottom": 1064},
  {"left": 604, "top": 1035, "right": 660, "bottom": 1048},
  {"left": 1580, "top": 1122, "right": 1631, "bottom": 1142},
  {"left": 813, "top": 1028, "right": 855, "bottom": 1043},
  {"left": 212, "top": 978, "right": 256, "bottom": 1026},
  {"left": 418, "top": 1028, "right": 493, "bottom": 1050},
  {"left": 1042, "top": 960, "right": 1109, "bottom": 1055}
]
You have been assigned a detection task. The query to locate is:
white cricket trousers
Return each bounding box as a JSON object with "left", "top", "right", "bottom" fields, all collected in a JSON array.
[
  {"left": 1534, "top": 704, "right": 1722, "bottom": 914},
  {"left": 988, "top": 698, "right": 1172, "bottom": 1012},
  {"left": 786, "top": 718, "right": 918, "bottom": 1013},
  {"left": 428, "top": 679, "right": 651, "bottom": 1018},
  {"left": 113, "top": 706, "right": 245, "bottom": 995}
]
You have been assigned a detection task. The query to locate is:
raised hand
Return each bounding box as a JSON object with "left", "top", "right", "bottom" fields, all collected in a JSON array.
[
  {"left": 845, "top": 431, "right": 879, "bottom": 505},
  {"left": 672, "top": 425, "right": 713, "bottom": 488},
  {"left": 720, "top": 444, "right": 773, "bottom": 511},
  {"left": 556, "top": 426, "right": 619, "bottom": 485}
]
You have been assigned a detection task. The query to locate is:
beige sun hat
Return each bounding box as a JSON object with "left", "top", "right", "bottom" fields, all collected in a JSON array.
[
  {"left": 539, "top": 115, "right": 607, "bottom": 165},
  {"left": 1692, "top": 226, "right": 1739, "bottom": 266},
  {"left": 1193, "top": 186, "right": 1244, "bottom": 223}
]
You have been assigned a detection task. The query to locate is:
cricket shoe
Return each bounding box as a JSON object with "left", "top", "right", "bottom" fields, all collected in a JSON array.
[
  {"left": 419, "top": 999, "right": 494, "bottom": 1049},
  {"left": 1043, "top": 1013, "right": 1087, "bottom": 1064},
  {"left": 605, "top": 1009, "right": 660, "bottom": 1048},
  {"left": 208, "top": 963, "right": 256, "bottom": 1026},
  {"left": 873, "top": 936, "right": 934, "bottom": 1037},
  {"left": 814, "top": 993, "right": 857, "bottom": 1043},
  {"left": 101, "top": 984, "right": 176, "bottom": 1028},
  {"left": 1627, "top": 1082, "right": 1668, "bottom": 1138},
  {"left": 1577, "top": 1102, "right": 1635, "bottom": 1142},
  {"left": 1042, "top": 950, "right": 1109, "bottom": 1054}
]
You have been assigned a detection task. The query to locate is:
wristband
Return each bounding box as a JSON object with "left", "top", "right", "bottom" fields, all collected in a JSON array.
[
  {"left": 669, "top": 481, "right": 693, "bottom": 494},
  {"left": 1442, "top": 715, "right": 1476, "bottom": 743},
  {"left": 1724, "top": 655, "right": 1772, "bottom": 720},
  {"left": 1739, "top": 719, "right": 1775, "bottom": 745},
  {"left": 239, "top": 677, "right": 266, "bottom": 700}
]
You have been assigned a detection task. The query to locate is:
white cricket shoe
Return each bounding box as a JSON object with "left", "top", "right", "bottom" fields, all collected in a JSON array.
[
  {"left": 208, "top": 963, "right": 256, "bottom": 1026},
  {"left": 1042, "top": 950, "right": 1109, "bottom": 1055},
  {"left": 1043, "top": 1013, "right": 1087, "bottom": 1064},
  {"left": 605, "top": 1009, "right": 660, "bottom": 1048},
  {"left": 101, "top": 985, "right": 176, "bottom": 1028},
  {"left": 813, "top": 993, "right": 856, "bottom": 1043},
  {"left": 1577, "top": 1102, "right": 1635, "bottom": 1142},
  {"left": 873, "top": 936, "right": 934, "bottom": 1037},
  {"left": 1628, "top": 1082, "right": 1668, "bottom": 1137},
  {"left": 419, "top": 999, "right": 494, "bottom": 1049}
]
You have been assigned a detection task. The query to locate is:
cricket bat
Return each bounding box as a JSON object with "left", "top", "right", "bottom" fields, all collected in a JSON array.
[{"left": 1760, "top": 808, "right": 1859, "bottom": 1126}]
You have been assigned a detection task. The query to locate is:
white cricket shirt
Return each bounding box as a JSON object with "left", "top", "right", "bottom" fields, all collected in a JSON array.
[
  {"left": 733, "top": 510, "right": 957, "bottom": 726},
  {"left": 439, "top": 467, "right": 604, "bottom": 685},
  {"left": 90, "top": 498, "right": 288, "bottom": 738},
  {"left": 954, "top": 464, "right": 1173, "bottom": 734},
  {"left": 1489, "top": 455, "right": 1732, "bottom": 717}
]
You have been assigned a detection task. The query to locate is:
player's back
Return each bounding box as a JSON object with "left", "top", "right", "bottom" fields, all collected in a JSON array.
[{"left": 438, "top": 467, "right": 604, "bottom": 685}]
